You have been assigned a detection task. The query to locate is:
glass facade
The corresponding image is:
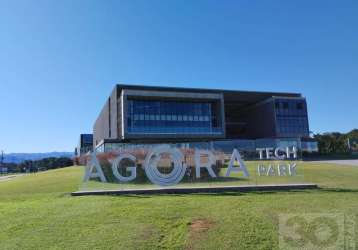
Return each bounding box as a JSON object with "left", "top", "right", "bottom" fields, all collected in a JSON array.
[
  {"left": 76, "top": 134, "right": 93, "bottom": 156},
  {"left": 127, "top": 99, "right": 223, "bottom": 134},
  {"left": 300, "top": 140, "right": 318, "bottom": 153},
  {"left": 274, "top": 98, "right": 309, "bottom": 137},
  {"left": 96, "top": 137, "right": 317, "bottom": 158},
  {"left": 82, "top": 134, "right": 93, "bottom": 146}
]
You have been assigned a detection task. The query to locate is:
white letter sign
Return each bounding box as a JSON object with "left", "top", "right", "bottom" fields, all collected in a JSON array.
[
  {"left": 111, "top": 153, "right": 137, "bottom": 182},
  {"left": 144, "top": 145, "right": 186, "bottom": 186},
  {"left": 84, "top": 153, "right": 107, "bottom": 182},
  {"left": 195, "top": 149, "right": 216, "bottom": 178},
  {"left": 225, "top": 149, "right": 249, "bottom": 177}
]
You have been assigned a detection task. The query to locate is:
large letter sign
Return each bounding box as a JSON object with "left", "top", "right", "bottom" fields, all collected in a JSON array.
[
  {"left": 256, "top": 147, "right": 298, "bottom": 176},
  {"left": 225, "top": 149, "right": 249, "bottom": 177},
  {"left": 84, "top": 152, "right": 107, "bottom": 182},
  {"left": 82, "top": 146, "right": 300, "bottom": 186},
  {"left": 144, "top": 145, "right": 187, "bottom": 186},
  {"left": 111, "top": 153, "right": 137, "bottom": 182},
  {"left": 194, "top": 149, "right": 216, "bottom": 178}
]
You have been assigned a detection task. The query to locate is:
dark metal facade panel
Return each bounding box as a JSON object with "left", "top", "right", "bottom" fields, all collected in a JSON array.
[
  {"left": 246, "top": 99, "right": 277, "bottom": 138},
  {"left": 110, "top": 87, "right": 118, "bottom": 139},
  {"left": 115, "top": 84, "right": 302, "bottom": 101},
  {"left": 93, "top": 98, "right": 110, "bottom": 147},
  {"left": 117, "top": 91, "right": 122, "bottom": 139}
]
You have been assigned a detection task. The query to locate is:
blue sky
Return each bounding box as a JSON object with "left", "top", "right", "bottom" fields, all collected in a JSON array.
[{"left": 0, "top": 0, "right": 357, "bottom": 153}]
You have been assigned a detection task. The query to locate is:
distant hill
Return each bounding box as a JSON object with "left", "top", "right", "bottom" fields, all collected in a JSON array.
[{"left": 3, "top": 152, "right": 74, "bottom": 163}]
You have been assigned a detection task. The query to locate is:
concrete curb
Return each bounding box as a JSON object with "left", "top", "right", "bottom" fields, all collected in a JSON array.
[{"left": 71, "top": 183, "right": 318, "bottom": 196}]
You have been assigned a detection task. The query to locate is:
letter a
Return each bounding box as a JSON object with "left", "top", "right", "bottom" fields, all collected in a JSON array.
[
  {"left": 83, "top": 153, "right": 107, "bottom": 182},
  {"left": 225, "top": 149, "right": 249, "bottom": 177}
]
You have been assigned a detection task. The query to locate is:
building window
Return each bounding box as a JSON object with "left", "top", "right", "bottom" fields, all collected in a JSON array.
[
  {"left": 126, "top": 99, "right": 222, "bottom": 134},
  {"left": 275, "top": 102, "right": 280, "bottom": 109},
  {"left": 275, "top": 98, "right": 309, "bottom": 137},
  {"left": 297, "top": 102, "right": 303, "bottom": 110}
]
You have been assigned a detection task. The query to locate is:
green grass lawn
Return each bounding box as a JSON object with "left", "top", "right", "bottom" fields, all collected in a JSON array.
[{"left": 0, "top": 163, "right": 357, "bottom": 249}]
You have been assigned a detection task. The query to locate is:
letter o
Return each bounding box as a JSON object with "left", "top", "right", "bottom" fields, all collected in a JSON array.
[{"left": 144, "top": 145, "right": 186, "bottom": 186}]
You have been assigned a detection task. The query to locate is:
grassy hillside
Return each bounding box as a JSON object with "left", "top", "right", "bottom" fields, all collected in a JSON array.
[{"left": 0, "top": 163, "right": 357, "bottom": 249}]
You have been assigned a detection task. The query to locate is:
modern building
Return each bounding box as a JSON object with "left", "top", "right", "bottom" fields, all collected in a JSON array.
[
  {"left": 93, "top": 84, "right": 317, "bottom": 153},
  {"left": 75, "top": 134, "right": 93, "bottom": 156}
]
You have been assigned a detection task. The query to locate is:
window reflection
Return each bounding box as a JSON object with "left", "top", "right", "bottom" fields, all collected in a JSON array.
[
  {"left": 127, "top": 99, "right": 222, "bottom": 134},
  {"left": 275, "top": 99, "right": 309, "bottom": 137}
]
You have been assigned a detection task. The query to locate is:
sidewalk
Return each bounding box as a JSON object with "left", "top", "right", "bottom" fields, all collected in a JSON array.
[
  {"left": 307, "top": 159, "right": 358, "bottom": 167},
  {"left": 0, "top": 174, "right": 24, "bottom": 182}
]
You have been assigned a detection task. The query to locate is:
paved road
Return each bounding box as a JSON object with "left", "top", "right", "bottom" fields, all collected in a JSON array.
[
  {"left": 0, "top": 174, "right": 23, "bottom": 182},
  {"left": 308, "top": 159, "right": 358, "bottom": 167}
]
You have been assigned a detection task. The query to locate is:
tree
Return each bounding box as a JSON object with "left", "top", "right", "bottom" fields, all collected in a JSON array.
[{"left": 314, "top": 132, "right": 350, "bottom": 154}]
